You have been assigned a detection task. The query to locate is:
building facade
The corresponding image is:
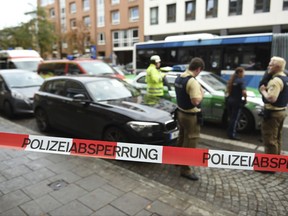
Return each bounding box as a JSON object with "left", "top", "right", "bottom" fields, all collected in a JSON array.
[
  {"left": 38, "top": 0, "right": 144, "bottom": 64},
  {"left": 144, "top": 0, "right": 288, "bottom": 40},
  {"left": 38, "top": 0, "right": 287, "bottom": 63}
]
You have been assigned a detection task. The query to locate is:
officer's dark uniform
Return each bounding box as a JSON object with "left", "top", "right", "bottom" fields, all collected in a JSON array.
[{"left": 227, "top": 76, "right": 246, "bottom": 139}]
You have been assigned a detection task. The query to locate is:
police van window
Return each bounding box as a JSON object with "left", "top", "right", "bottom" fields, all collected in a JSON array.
[
  {"left": 54, "top": 63, "right": 66, "bottom": 75},
  {"left": 8, "top": 62, "right": 16, "bottom": 69},
  {"left": 68, "top": 64, "right": 81, "bottom": 74}
]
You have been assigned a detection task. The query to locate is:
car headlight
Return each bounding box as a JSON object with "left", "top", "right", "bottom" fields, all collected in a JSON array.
[
  {"left": 127, "top": 121, "right": 161, "bottom": 135},
  {"left": 11, "top": 90, "right": 30, "bottom": 103}
]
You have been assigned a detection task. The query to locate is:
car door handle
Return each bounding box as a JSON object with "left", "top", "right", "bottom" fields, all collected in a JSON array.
[{"left": 214, "top": 103, "right": 223, "bottom": 107}]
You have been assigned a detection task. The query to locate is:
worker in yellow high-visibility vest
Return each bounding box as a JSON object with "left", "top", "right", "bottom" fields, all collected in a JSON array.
[{"left": 145, "top": 55, "right": 166, "bottom": 97}]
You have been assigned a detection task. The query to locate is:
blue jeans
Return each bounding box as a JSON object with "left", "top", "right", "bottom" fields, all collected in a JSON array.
[{"left": 227, "top": 101, "right": 242, "bottom": 138}]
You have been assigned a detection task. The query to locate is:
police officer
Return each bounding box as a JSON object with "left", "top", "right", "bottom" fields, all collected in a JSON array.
[
  {"left": 259, "top": 56, "right": 288, "bottom": 161},
  {"left": 145, "top": 55, "right": 165, "bottom": 97},
  {"left": 174, "top": 57, "right": 205, "bottom": 181},
  {"left": 226, "top": 67, "right": 247, "bottom": 140}
]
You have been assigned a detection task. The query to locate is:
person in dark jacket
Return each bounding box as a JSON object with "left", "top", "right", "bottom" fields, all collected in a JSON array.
[
  {"left": 226, "top": 67, "right": 247, "bottom": 140},
  {"left": 174, "top": 57, "right": 205, "bottom": 181}
]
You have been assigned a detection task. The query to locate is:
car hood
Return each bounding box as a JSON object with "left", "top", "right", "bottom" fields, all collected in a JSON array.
[
  {"left": 98, "top": 95, "right": 177, "bottom": 121},
  {"left": 11, "top": 86, "right": 40, "bottom": 98}
]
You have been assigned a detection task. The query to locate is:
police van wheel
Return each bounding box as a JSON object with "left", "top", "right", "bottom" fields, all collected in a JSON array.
[
  {"left": 35, "top": 108, "right": 51, "bottom": 132},
  {"left": 103, "top": 127, "right": 127, "bottom": 142}
]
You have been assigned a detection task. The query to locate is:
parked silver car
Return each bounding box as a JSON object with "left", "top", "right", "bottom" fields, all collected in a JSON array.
[{"left": 0, "top": 69, "right": 44, "bottom": 118}]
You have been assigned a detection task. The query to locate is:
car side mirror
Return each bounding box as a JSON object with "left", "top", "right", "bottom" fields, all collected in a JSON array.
[{"left": 72, "top": 94, "right": 90, "bottom": 103}]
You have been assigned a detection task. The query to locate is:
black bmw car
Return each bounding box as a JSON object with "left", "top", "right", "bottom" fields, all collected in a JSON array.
[{"left": 33, "top": 76, "right": 179, "bottom": 145}]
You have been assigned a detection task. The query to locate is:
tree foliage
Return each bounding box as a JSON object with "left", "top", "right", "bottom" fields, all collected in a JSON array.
[{"left": 0, "top": 7, "right": 56, "bottom": 57}]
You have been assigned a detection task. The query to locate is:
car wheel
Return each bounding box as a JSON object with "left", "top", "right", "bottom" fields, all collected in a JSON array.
[
  {"left": 103, "top": 127, "right": 127, "bottom": 142},
  {"left": 3, "top": 101, "right": 14, "bottom": 119},
  {"left": 237, "top": 108, "right": 254, "bottom": 132},
  {"left": 35, "top": 108, "right": 51, "bottom": 132}
]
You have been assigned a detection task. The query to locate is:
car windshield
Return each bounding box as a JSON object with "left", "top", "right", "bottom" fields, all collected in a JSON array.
[
  {"left": 13, "top": 61, "right": 41, "bottom": 72},
  {"left": 86, "top": 79, "right": 140, "bottom": 101},
  {"left": 79, "top": 62, "right": 115, "bottom": 75},
  {"left": 3, "top": 72, "right": 44, "bottom": 88},
  {"left": 199, "top": 73, "right": 227, "bottom": 91}
]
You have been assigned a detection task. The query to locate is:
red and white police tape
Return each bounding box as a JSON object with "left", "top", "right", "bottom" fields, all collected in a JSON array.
[{"left": 0, "top": 132, "right": 287, "bottom": 173}]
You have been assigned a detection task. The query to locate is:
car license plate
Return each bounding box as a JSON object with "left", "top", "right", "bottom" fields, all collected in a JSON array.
[{"left": 170, "top": 130, "right": 179, "bottom": 140}]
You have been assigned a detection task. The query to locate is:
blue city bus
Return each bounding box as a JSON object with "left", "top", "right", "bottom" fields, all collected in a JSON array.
[{"left": 133, "top": 33, "right": 288, "bottom": 88}]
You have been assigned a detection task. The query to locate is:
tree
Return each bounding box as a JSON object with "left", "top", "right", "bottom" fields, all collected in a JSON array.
[
  {"left": 0, "top": 7, "right": 56, "bottom": 58},
  {"left": 65, "top": 20, "right": 91, "bottom": 55}
]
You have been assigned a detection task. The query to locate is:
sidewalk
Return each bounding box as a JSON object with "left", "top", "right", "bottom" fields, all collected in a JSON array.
[{"left": 0, "top": 116, "right": 235, "bottom": 216}]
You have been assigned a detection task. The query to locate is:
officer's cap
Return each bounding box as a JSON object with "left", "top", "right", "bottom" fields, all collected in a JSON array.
[{"left": 150, "top": 55, "right": 161, "bottom": 63}]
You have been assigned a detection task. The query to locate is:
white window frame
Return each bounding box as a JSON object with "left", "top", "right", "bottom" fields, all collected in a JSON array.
[
  {"left": 83, "top": 16, "right": 91, "bottom": 27},
  {"left": 111, "top": 0, "right": 119, "bottom": 5},
  {"left": 98, "top": 33, "right": 105, "bottom": 45},
  {"left": 150, "top": 7, "right": 158, "bottom": 25},
  {"left": 49, "top": 8, "right": 55, "bottom": 18},
  {"left": 111, "top": 11, "right": 120, "bottom": 25},
  {"left": 70, "top": 2, "right": 76, "bottom": 14},
  {"left": 82, "top": 0, "right": 90, "bottom": 11},
  {"left": 129, "top": 7, "right": 139, "bottom": 22},
  {"left": 70, "top": 19, "right": 77, "bottom": 29}
]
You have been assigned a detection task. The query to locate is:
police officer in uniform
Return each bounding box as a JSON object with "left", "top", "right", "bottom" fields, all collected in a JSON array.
[
  {"left": 226, "top": 67, "right": 247, "bottom": 140},
  {"left": 145, "top": 55, "right": 165, "bottom": 97},
  {"left": 259, "top": 56, "right": 288, "bottom": 168},
  {"left": 174, "top": 57, "right": 205, "bottom": 181}
]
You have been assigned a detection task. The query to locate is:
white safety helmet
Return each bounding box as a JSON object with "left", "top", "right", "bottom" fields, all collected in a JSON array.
[{"left": 150, "top": 55, "right": 161, "bottom": 63}]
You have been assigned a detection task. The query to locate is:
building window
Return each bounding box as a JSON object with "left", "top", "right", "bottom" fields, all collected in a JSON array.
[
  {"left": 132, "top": 29, "right": 139, "bottom": 45},
  {"left": 254, "top": 0, "right": 270, "bottom": 13},
  {"left": 112, "top": 29, "right": 139, "bottom": 48},
  {"left": 70, "top": 2, "right": 76, "bottom": 14},
  {"left": 83, "top": 16, "right": 90, "bottom": 27},
  {"left": 97, "top": 0, "right": 105, "bottom": 27},
  {"left": 49, "top": 8, "right": 55, "bottom": 18},
  {"left": 111, "top": 0, "right": 119, "bottom": 5},
  {"left": 111, "top": 11, "right": 120, "bottom": 24},
  {"left": 82, "top": 0, "right": 90, "bottom": 11},
  {"left": 283, "top": 0, "right": 288, "bottom": 10},
  {"left": 229, "top": 0, "right": 242, "bottom": 15},
  {"left": 167, "top": 4, "right": 176, "bottom": 23},
  {"left": 98, "top": 33, "right": 105, "bottom": 45},
  {"left": 185, "top": 1, "right": 196, "bottom": 21},
  {"left": 40, "top": 0, "right": 55, "bottom": 6},
  {"left": 129, "top": 7, "right": 139, "bottom": 22},
  {"left": 206, "top": 0, "right": 218, "bottom": 18},
  {"left": 113, "top": 31, "right": 120, "bottom": 47},
  {"left": 150, "top": 7, "right": 158, "bottom": 25},
  {"left": 70, "top": 19, "right": 76, "bottom": 29}
]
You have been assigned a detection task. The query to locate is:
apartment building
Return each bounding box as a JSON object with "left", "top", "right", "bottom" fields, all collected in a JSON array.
[
  {"left": 38, "top": 0, "right": 144, "bottom": 65},
  {"left": 38, "top": 0, "right": 287, "bottom": 63},
  {"left": 144, "top": 0, "right": 288, "bottom": 40}
]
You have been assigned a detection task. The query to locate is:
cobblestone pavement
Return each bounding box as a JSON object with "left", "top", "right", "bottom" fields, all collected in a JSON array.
[
  {"left": 107, "top": 137, "right": 288, "bottom": 216},
  {"left": 0, "top": 116, "right": 288, "bottom": 215}
]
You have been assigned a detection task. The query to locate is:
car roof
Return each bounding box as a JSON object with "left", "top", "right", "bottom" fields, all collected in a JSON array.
[
  {"left": 39, "top": 59, "right": 103, "bottom": 64},
  {"left": 44, "top": 75, "right": 117, "bottom": 83},
  {"left": 0, "top": 69, "right": 35, "bottom": 75}
]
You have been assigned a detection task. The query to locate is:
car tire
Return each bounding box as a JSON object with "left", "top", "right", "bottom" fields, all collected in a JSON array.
[
  {"left": 103, "top": 127, "right": 127, "bottom": 142},
  {"left": 237, "top": 108, "right": 254, "bottom": 132},
  {"left": 3, "top": 101, "right": 14, "bottom": 119},
  {"left": 35, "top": 108, "right": 51, "bottom": 132}
]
